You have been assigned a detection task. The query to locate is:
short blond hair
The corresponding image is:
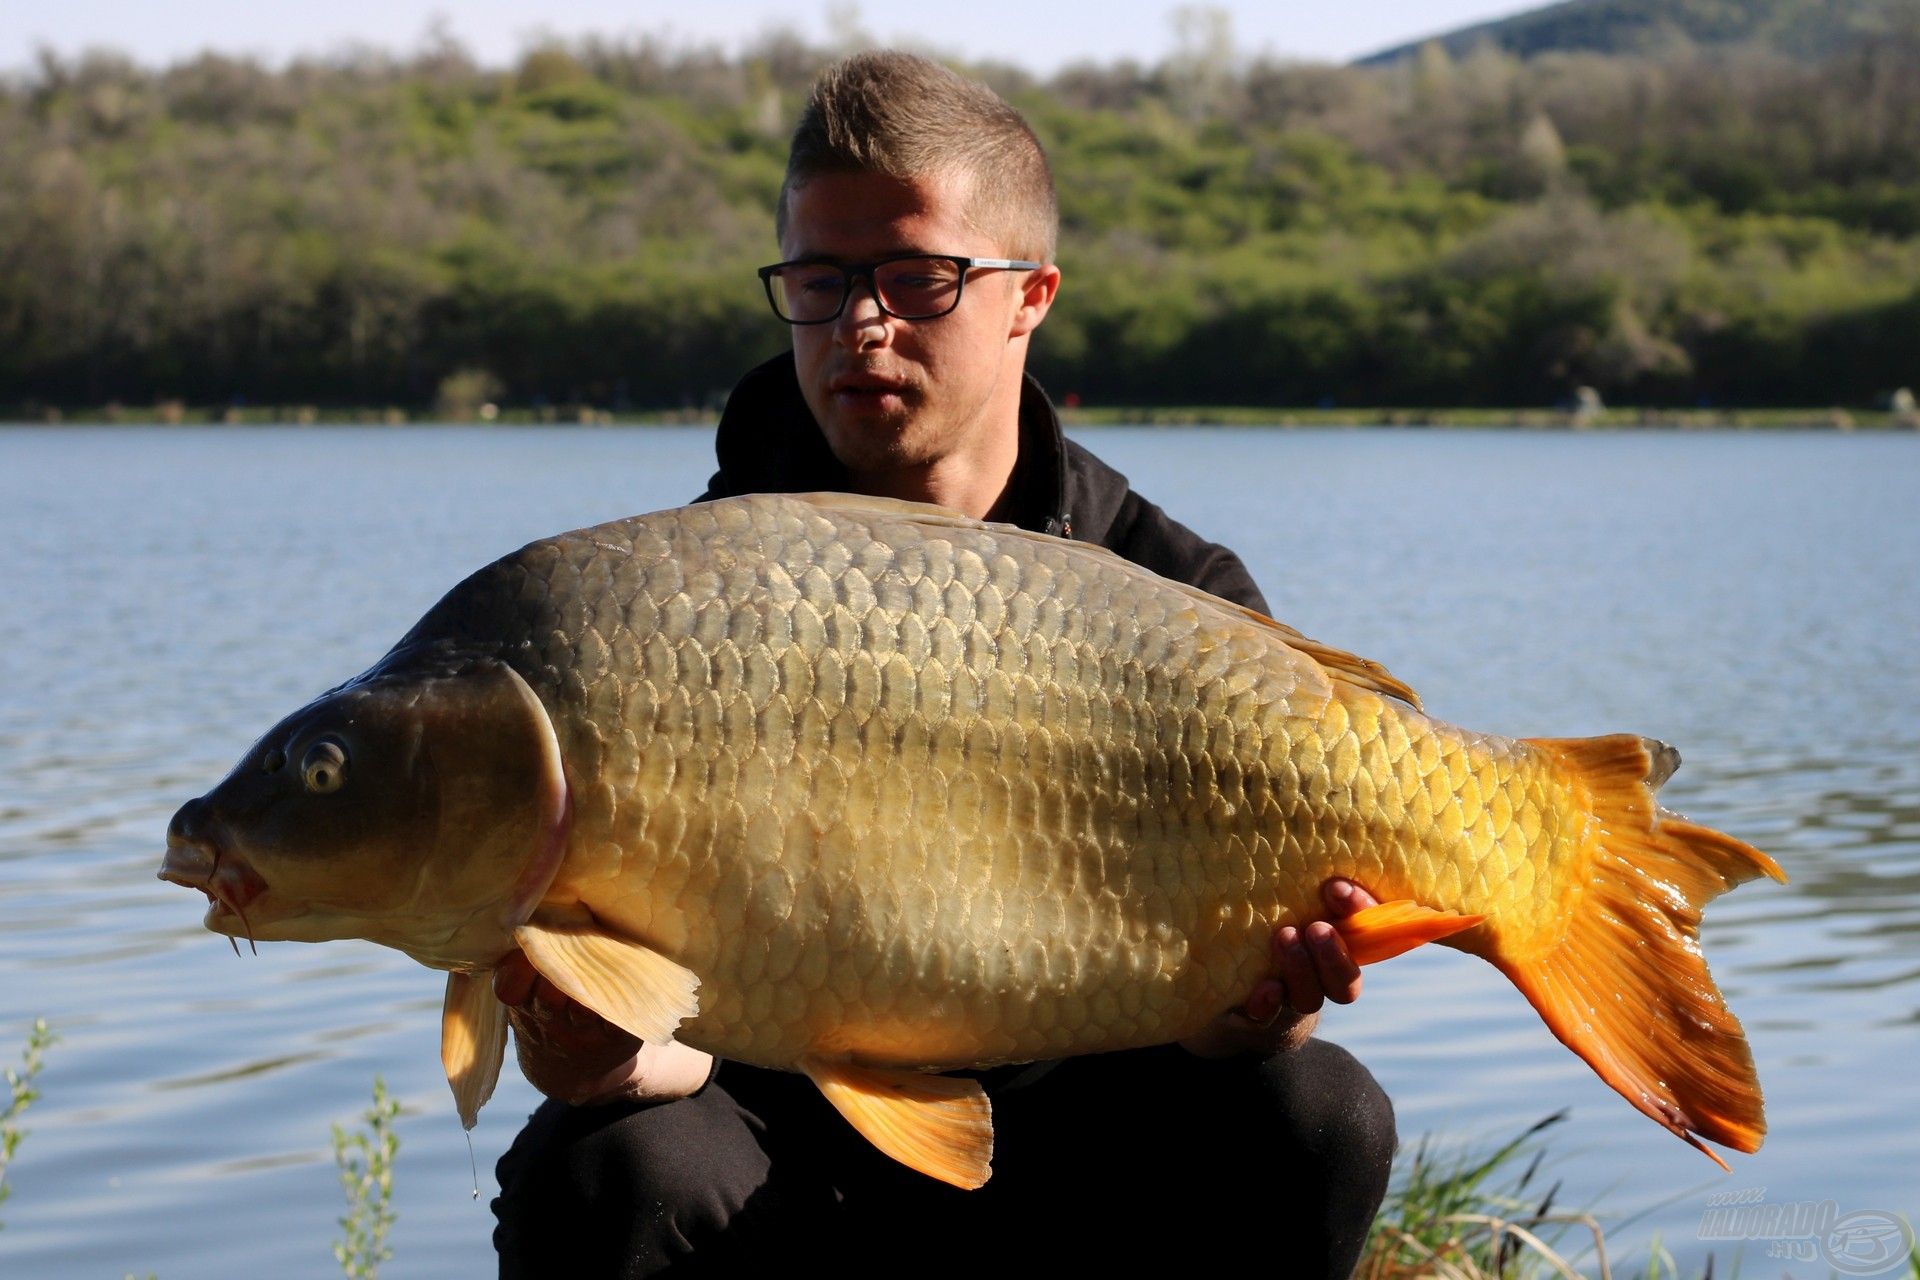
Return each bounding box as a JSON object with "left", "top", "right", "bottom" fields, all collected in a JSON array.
[{"left": 777, "top": 51, "right": 1058, "bottom": 263}]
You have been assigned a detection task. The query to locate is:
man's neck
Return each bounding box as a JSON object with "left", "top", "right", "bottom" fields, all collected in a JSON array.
[
  {"left": 847, "top": 372, "right": 1026, "bottom": 521},
  {"left": 847, "top": 439, "right": 1018, "bottom": 521}
]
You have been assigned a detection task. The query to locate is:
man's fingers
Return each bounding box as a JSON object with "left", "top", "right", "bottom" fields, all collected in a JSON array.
[
  {"left": 1305, "top": 920, "right": 1363, "bottom": 1004},
  {"left": 1275, "top": 926, "right": 1325, "bottom": 1015},
  {"left": 493, "top": 951, "right": 537, "bottom": 1006},
  {"left": 559, "top": 984, "right": 603, "bottom": 1027},
  {"left": 494, "top": 952, "right": 584, "bottom": 1019},
  {"left": 1244, "top": 978, "right": 1283, "bottom": 1026},
  {"left": 1323, "top": 877, "right": 1379, "bottom": 919}
]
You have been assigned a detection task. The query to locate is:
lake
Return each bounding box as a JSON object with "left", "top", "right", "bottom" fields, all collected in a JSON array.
[{"left": 1, "top": 425, "right": 1915, "bottom": 1277}]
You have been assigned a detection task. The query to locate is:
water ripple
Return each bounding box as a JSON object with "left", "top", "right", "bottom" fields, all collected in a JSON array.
[{"left": 4, "top": 426, "right": 1916, "bottom": 1278}]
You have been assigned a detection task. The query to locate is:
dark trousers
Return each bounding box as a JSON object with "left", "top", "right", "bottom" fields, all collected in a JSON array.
[{"left": 494, "top": 1039, "right": 1395, "bottom": 1278}]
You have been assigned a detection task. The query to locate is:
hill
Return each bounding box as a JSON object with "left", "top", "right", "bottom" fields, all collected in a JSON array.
[
  {"left": 3, "top": 37, "right": 1917, "bottom": 412},
  {"left": 1357, "top": 0, "right": 1917, "bottom": 64}
]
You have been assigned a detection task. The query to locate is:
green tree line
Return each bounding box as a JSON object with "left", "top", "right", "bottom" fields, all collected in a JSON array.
[{"left": 3, "top": 24, "right": 1917, "bottom": 413}]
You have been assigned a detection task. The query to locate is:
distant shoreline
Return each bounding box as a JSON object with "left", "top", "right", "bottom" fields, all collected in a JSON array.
[{"left": 5, "top": 405, "right": 1916, "bottom": 431}]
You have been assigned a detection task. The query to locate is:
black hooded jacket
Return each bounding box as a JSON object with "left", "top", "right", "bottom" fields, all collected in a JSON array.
[{"left": 695, "top": 354, "right": 1269, "bottom": 614}]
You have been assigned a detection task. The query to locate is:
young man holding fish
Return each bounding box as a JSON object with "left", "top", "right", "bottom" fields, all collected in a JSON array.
[{"left": 493, "top": 52, "right": 1396, "bottom": 1276}]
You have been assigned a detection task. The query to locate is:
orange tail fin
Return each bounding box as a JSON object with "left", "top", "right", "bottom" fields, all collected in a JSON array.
[{"left": 1504, "top": 734, "right": 1786, "bottom": 1168}]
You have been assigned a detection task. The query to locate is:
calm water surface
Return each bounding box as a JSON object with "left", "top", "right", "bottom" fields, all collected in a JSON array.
[{"left": 1, "top": 426, "right": 1915, "bottom": 1277}]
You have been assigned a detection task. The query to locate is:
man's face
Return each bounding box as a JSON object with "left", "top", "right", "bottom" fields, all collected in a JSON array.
[{"left": 779, "top": 168, "right": 1054, "bottom": 483}]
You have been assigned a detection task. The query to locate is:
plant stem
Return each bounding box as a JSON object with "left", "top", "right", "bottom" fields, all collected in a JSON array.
[
  {"left": 331, "top": 1076, "right": 401, "bottom": 1280},
  {"left": 0, "top": 1018, "right": 55, "bottom": 1231}
]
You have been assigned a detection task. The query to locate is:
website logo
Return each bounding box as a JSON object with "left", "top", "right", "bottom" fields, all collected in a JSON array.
[{"left": 1698, "top": 1189, "right": 1914, "bottom": 1275}]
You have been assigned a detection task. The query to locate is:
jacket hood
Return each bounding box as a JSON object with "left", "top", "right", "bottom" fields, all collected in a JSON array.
[
  {"left": 700, "top": 354, "right": 1268, "bottom": 617},
  {"left": 705, "top": 353, "right": 1134, "bottom": 543}
]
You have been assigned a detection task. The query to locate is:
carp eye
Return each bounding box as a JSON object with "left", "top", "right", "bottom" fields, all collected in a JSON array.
[{"left": 301, "top": 738, "right": 349, "bottom": 794}]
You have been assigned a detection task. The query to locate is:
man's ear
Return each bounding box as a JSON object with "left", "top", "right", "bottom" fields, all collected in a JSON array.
[{"left": 1008, "top": 264, "right": 1061, "bottom": 340}]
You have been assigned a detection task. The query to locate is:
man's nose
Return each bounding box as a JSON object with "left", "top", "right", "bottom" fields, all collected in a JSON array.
[{"left": 832, "top": 276, "right": 890, "bottom": 348}]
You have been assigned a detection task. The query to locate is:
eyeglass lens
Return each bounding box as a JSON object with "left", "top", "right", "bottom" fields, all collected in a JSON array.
[{"left": 768, "top": 257, "right": 964, "bottom": 323}]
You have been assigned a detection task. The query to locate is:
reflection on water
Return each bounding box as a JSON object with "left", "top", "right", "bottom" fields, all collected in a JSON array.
[{"left": 0, "top": 426, "right": 1914, "bottom": 1277}]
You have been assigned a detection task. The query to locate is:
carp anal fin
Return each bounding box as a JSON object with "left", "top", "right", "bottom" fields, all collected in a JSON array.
[
  {"left": 441, "top": 970, "right": 508, "bottom": 1129},
  {"left": 513, "top": 920, "right": 700, "bottom": 1045},
  {"left": 1334, "top": 900, "right": 1485, "bottom": 966},
  {"left": 1504, "top": 734, "right": 1788, "bottom": 1169},
  {"left": 800, "top": 1057, "right": 993, "bottom": 1190}
]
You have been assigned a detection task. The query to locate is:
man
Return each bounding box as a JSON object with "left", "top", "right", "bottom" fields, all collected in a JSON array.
[{"left": 493, "top": 51, "right": 1396, "bottom": 1277}]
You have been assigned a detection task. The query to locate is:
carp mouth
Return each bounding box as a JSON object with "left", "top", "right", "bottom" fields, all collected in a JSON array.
[{"left": 159, "top": 836, "right": 268, "bottom": 956}]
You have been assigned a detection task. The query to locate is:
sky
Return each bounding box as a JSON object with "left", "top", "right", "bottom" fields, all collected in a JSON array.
[{"left": 2, "top": 1, "right": 1551, "bottom": 73}]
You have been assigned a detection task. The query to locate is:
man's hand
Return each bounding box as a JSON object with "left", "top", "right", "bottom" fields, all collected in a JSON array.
[
  {"left": 493, "top": 950, "right": 713, "bottom": 1106},
  {"left": 1180, "top": 879, "right": 1376, "bottom": 1059}
]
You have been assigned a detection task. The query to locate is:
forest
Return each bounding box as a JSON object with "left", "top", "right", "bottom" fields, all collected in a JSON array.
[{"left": 3, "top": 13, "right": 1918, "bottom": 414}]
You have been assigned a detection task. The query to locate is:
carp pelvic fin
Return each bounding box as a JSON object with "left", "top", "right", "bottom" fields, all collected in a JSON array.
[
  {"left": 800, "top": 1058, "right": 994, "bottom": 1190},
  {"left": 441, "top": 970, "right": 509, "bottom": 1129},
  {"left": 1504, "top": 734, "right": 1788, "bottom": 1168},
  {"left": 513, "top": 919, "right": 700, "bottom": 1045},
  {"left": 1334, "top": 900, "right": 1485, "bottom": 966}
]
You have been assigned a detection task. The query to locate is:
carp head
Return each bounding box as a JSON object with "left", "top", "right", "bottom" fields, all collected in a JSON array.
[{"left": 160, "top": 648, "right": 569, "bottom": 968}]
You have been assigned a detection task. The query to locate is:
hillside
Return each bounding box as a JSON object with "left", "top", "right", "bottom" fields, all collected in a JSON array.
[
  {"left": 3, "top": 36, "right": 1917, "bottom": 412},
  {"left": 1358, "top": 0, "right": 1916, "bottom": 64}
]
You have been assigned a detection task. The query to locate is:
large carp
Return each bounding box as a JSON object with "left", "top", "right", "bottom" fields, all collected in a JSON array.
[{"left": 161, "top": 492, "right": 1782, "bottom": 1187}]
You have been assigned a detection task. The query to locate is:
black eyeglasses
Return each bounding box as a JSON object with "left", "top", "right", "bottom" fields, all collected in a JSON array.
[{"left": 757, "top": 254, "right": 1041, "bottom": 325}]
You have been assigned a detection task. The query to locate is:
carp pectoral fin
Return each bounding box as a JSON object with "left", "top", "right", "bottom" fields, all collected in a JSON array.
[
  {"left": 513, "top": 921, "right": 700, "bottom": 1044},
  {"left": 441, "top": 971, "right": 508, "bottom": 1130},
  {"left": 1334, "top": 901, "right": 1486, "bottom": 966},
  {"left": 800, "top": 1058, "right": 993, "bottom": 1190}
]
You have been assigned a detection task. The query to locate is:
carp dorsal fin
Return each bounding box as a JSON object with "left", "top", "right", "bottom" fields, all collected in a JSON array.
[
  {"left": 786, "top": 490, "right": 998, "bottom": 527},
  {"left": 799, "top": 1057, "right": 994, "bottom": 1189},
  {"left": 441, "top": 970, "right": 508, "bottom": 1129},
  {"left": 781, "top": 492, "right": 1422, "bottom": 710},
  {"left": 1182, "top": 591, "right": 1422, "bottom": 710},
  {"left": 513, "top": 919, "right": 700, "bottom": 1044}
]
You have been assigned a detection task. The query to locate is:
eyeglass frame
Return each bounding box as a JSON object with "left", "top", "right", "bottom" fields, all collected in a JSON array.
[{"left": 756, "top": 253, "right": 1043, "bottom": 325}]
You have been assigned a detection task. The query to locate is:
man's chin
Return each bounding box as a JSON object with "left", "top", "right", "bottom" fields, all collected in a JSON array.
[{"left": 821, "top": 409, "right": 929, "bottom": 474}]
